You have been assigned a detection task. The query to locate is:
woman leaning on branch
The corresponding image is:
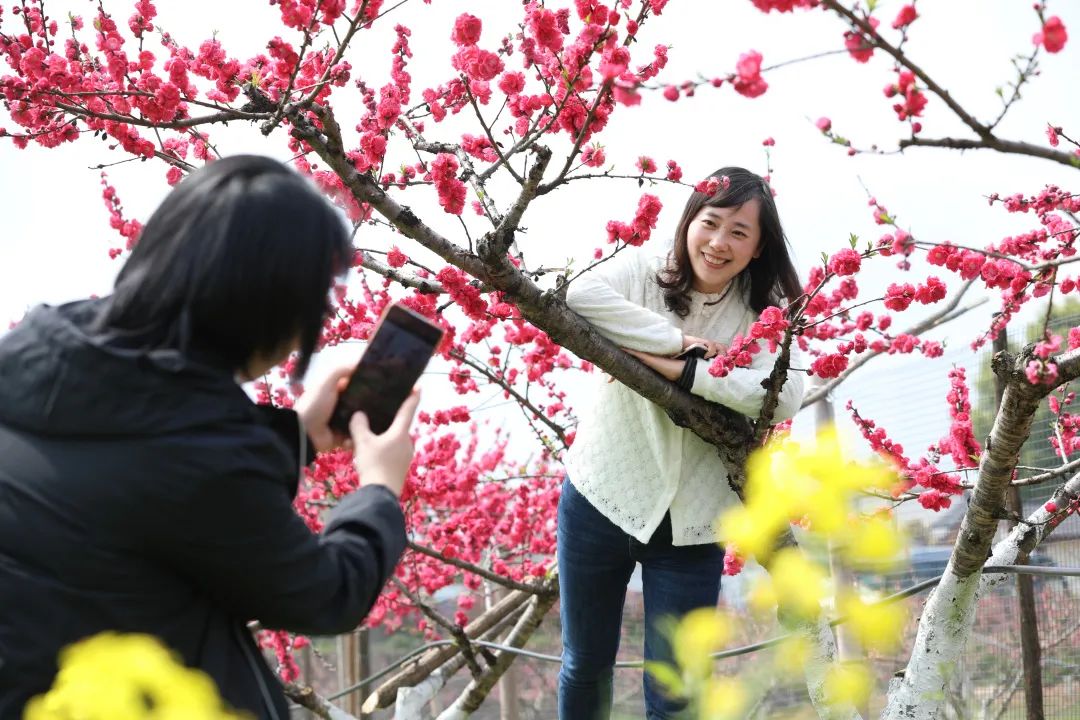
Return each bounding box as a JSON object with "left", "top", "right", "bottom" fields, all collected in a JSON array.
[{"left": 558, "top": 167, "right": 805, "bottom": 720}]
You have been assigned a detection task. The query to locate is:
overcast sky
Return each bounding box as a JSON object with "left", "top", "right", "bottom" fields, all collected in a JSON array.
[{"left": 1, "top": 0, "right": 1077, "bottom": 464}]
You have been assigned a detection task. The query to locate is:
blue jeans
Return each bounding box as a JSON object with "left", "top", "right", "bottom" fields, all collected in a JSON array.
[{"left": 557, "top": 478, "right": 724, "bottom": 720}]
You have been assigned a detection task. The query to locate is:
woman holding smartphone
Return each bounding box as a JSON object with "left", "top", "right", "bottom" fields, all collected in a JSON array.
[
  {"left": 558, "top": 167, "right": 806, "bottom": 719},
  {"left": 0, "top": 156, "right": 417, "bottom": 720}
]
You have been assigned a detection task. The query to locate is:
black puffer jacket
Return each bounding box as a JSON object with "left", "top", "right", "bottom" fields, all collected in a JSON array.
[{"left": 0, "top": 300, "right": 406, "bottom": 719}]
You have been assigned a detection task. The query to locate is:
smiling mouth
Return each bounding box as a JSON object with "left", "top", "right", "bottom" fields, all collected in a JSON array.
[{"left": 701, "top": 253, "right": 729, "bottom": 269}]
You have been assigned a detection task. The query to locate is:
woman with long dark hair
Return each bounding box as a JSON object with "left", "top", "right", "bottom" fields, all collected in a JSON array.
[
  {"left": 559, "top": 167, "right": 805, "bottom": 719},
  {"left": 0, "top": 155, "right": 417, "bottom": 719}
]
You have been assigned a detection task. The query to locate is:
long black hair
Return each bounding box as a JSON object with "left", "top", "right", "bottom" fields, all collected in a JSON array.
[
  {"left": 98, "top": 155, "right": 350, "bottom": 378},
  {"left": 657, "top": 167, "right": 801, "bottom": 317}
]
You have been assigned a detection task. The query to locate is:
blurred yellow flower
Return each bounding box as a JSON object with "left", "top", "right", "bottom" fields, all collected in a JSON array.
[
  {"left": 751, "top": 548, "right": 827, "bottom": 620},
  {"left": 699, "top": 677, "right": 748, "bottom": 720},
  {"left": 23, "top": 633, "right": 246, "bottom": 720},
  {"left": 717, "top": 504, "right": 779, "bottom": 560},
  {"left": 673, "top": 608, "right": 732, "bottom": 681},
  {"left": 643, "top": 661, "right": 686, "bottom": 700},
  {"left": 840, "top": 593, "right": 907, "bottom": 653},
  {"left": 839, "top": 515, "right": 906, "bottom": 570},
  {"left": 824, "top": 661, "right": 873, "bottom": 707},
  {"left": 721, "top": 426, "right": 901, "bottom": 563},
  {"left": 773, "top": 635, "right": 811, "bottom": 675}
]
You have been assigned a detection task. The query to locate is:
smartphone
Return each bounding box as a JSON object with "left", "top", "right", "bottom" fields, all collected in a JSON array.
[{"left": 329, "top": 303, "right": 444, "bottom": 435}]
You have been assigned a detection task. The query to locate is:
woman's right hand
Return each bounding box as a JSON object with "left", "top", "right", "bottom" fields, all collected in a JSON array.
[
  {"left": 682, "top": 334, "right": 725, "bottom": 359},
  {"left": 349, "top": 390, "right": 421, "bottom": 498}
]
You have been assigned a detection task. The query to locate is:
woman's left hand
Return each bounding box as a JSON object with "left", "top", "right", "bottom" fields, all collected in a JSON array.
[
  {"left": 295, "top": 363, "right": 356, "bottom": 454},
  {"left": 622, "top": 348, "right": 685, "bottom": 383}
]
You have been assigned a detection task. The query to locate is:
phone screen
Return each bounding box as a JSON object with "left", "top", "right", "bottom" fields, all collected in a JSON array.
[{"left": 330, "top": 305, "right": 443, "bottom": 435}]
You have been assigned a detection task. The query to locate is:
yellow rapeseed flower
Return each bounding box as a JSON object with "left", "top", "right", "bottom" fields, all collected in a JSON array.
[
  {"left": 699, "top": 677, "right": 748, "bottom": 720},
  {"left": 823, "top": 661, "right": 873, "bottom": 707},
  {"left": 838, "top": 515, "right": 906, "bottom": 570},
  {"left": 724, "top": 426, "right": 901, "bottom": 564},
  {"left": 673, "top": 608, "right": 732, "bottom": 681},
  {"left": 718, "top": 504, "right": 781, "bottom": 560},
  {"left": 751, "top": 548, "right": 827, "bottom": 620},
  {"left": 773, "top": 635, "right": 811, "bottom": 675},
  {"left": 643, "top": 661, "right": 686, "bottom": 700},
  {"left": 839, "top": 593, "right": 907, "bottom": 653},
  {"left": 23, "top": 633, "right": 246, "bottom": 720}
]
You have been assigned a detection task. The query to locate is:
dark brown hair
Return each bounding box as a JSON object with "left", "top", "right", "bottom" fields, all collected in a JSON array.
[{"left": 657, "top": 166, "right": 801, "bottom": 317}]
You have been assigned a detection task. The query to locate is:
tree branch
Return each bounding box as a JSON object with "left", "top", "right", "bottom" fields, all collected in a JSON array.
[
  {"left": 481, "top": 145, "right": 551, "bottom": 260},
  {"left": 951, "top": 344, "right": 1080, "bottom": 579},
  {"left": 407, "top": 540, "right": 555, "bottom": 596},
  {"left": 449, "top": 348, "right": 568, "bottom": 446},
  {"left": 362, "top": 588, "right": 534, "bottom": 711},
  {"left": 752, "top": 325, "right": 796, "bottom": 441},
  {"left": 357, "top": 249, "right": 445, "bottom": 293},
  {"left": 820, "top": 0, "right": 990, "bottom": 140},
  {"left": 390, "top": 577, "right": 489, "bottom": 679},
  {"left": 962, "top": 454, "right": 1080, "bottom": 489},
  {"left": 435, "top": 577, "right": 560, "bottom": 717},
  {"left": 413, "top": 137, "right": 504, "bottom": 225},
  {"left": 53, "top": 101, "right": 267, "bottom": 129},
  {"left": 899, "top": 135, "right": 1080, "bottom": 169},
  {"left": 801, "top": 279, "right": 981, "bottom": 407},
  {"left": 284, "top": 684, "right": 360, "bottom": 720}
]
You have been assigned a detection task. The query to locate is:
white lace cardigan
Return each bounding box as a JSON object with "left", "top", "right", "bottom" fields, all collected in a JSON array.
[{"left": 563, "top": 248, "right": 805, "bottom": 546}]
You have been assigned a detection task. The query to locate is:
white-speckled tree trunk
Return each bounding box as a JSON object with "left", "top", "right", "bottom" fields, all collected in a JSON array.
[
  {"left": 881, "top": 348, "right": 1080, "bottom": 719},
  {"left": 792, "top": 615, "right": 862, "bottom": 720}
]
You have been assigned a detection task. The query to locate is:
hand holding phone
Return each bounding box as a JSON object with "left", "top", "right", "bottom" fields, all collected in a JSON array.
[
  {"left": 349, "top": 389, "right": 422, "bottom": 497},
  {"left": 329, "top": 303, "right": 444, "bottom": 435}
]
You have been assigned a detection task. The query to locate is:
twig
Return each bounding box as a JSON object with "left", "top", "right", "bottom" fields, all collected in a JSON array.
[
  {"left": 962, "top": 454, "right": 1080, "bottom": 490},
  {"left": 449, "top": 348, "right": 568, "bottom": 446},
  {"left": 390, "top": 577, "right": 488, "bottom": 679},
  {"left": 407, "top": 540, "right": 554, "bottom": 596},
  {"left": 801, "top": 279, "right": 982, "bottom": 407},
  {"left": 899, "top": 135, "right": 1080, "bottom": 170},
  {"left": 357, "top": 249, "right": 445, "bottom": 293},
  {"left": 53, "top": 101, "right": 267, "bottom": 129}
]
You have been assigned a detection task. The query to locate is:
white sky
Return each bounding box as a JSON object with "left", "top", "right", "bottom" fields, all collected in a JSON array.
[{"left": 1, "top": 0, "right": 1077, "bottom": 463}]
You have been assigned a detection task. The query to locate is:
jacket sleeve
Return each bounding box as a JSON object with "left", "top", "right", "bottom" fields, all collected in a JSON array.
[
  {"left": 688, "top": 342, "right": 805, "bottom": 423},
  {"left": 564, "top": 249, "right": 684, "bottom": 355},
  {"left": 154, "top": 475, "right": 406, "bottom": 636}
]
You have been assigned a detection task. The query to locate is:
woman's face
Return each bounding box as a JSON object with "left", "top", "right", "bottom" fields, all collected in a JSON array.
[{"left": 685, "top": 199, "right": 763, "bottom": 294}]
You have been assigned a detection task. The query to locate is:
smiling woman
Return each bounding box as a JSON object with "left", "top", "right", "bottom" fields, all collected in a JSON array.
[
  {"left": 659, "top": 167, "right": 802, "bottom": 317},
  {"left": 558, "top": 167, "right": 806, "bottom": 720},
  {"left": 686, "top": 202, "right": 764, "bottom": 294}
]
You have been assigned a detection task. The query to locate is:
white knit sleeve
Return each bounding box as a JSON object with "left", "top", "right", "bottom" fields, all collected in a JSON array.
[
  {"left": 690, "top": 339, "right": 805, "bottom": 422},
  {"left": 564, "top": 249, "right": 683, "bottom": 355}
]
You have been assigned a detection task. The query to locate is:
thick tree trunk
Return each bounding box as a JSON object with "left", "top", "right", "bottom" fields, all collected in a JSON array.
[
  {"left": 881, "top": 343, "right": 1080, "bottom": 720},
  {"left": 788, "top": 614, "right": 861, "bottom": 720}
]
